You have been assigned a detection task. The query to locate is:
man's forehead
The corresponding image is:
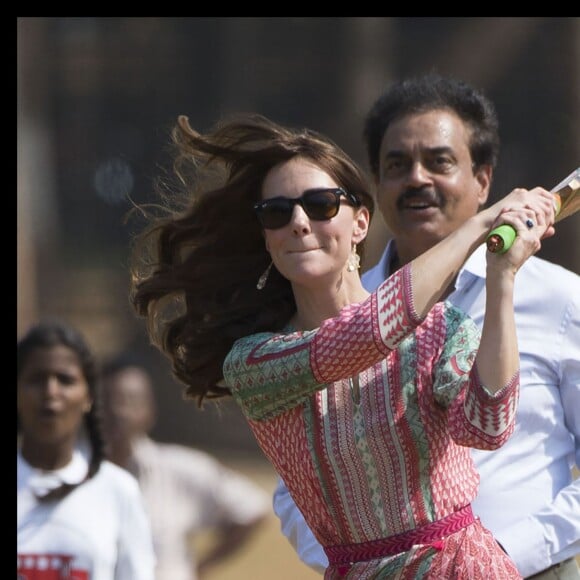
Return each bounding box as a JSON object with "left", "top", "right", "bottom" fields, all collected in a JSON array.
[{"left": 380, "top": 111, "right": 471, "bottom": 154}]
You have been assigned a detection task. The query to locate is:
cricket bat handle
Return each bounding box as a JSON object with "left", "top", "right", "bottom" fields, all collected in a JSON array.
[{"left": 486, "top": 167, "right": 580, "bottom": 254}]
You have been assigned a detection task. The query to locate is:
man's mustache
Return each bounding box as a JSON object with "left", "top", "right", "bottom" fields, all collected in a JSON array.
[{"left": 396, "top": 187, "right": 442, "bottom": 210}]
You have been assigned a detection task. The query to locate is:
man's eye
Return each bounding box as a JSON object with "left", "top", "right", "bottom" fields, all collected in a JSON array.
[
  {"left": 432, "top": 157, "right": 454, "bottom": 171},
  {"left": 383, "top": 159, "right": 406, "bottom": 176}
]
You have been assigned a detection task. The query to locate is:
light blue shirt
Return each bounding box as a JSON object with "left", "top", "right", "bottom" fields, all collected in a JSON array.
[{"left": 273, "top": 242, "right": 580, "bottom": 577}]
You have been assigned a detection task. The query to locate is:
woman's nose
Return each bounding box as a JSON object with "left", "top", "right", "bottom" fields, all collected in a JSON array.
[{"left": 290, "top": 205, "right": 312, "bottom": 235}]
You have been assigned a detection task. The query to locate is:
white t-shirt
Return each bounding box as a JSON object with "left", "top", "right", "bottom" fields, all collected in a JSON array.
[{"left": 17, "top": 449, "right": 156, "bottom": 580}]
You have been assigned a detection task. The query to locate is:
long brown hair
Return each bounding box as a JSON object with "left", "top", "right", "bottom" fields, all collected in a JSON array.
[{"left": 130, "top": 113, "right": 373, "bottom": 405}]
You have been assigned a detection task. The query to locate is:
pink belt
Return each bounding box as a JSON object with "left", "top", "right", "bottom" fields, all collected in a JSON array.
[{"left": 324, "top": 504, "right": 475, "bottom": 566}]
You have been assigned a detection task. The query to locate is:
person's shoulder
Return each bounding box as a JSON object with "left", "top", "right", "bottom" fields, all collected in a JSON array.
[
  {"left": 154, "top": 440, "right": 212, "bottom": 463},
  {"left": 151, "top": 441, "right": 264, "bottom": 494},
  {"left": 98, "top": 459, "right": 137, "bottom": 480},
  {"left": 523, "top": 254, "right": 579, "bottom": 280},
  {"left": 148, "top": 440, "right": 223, "bottom": 474},
  {"left": 519, "top": 255, "right": 580, "bottom": 295},
  {"left": 233, "top": 330, "right": 280, "bottom": 347},
  {"left": 226, "top": 330, "right": 289, "bottom": 365},
  {"left": 95, "top": 460, "right": 142, "bottom": 493}
]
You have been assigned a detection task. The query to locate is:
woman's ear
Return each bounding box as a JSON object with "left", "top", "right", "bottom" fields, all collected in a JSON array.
[{"left": 352, "top": 206, "right": 371, "bottom": 244}]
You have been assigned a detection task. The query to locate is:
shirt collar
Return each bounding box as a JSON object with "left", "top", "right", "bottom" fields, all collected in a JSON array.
[{"left": 17, "top": 444, "right": 90, "bottom": 498}]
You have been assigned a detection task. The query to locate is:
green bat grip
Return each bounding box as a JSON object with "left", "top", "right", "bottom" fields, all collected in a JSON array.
[{"left": 486, "top": 224, "right": 517, "bottom": 254}]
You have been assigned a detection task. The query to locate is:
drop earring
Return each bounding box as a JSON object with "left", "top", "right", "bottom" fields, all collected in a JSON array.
[
  {"left": 346, "top": 245, "right": 360, "bottom": 272},
  {"left": 257, "top": 261, "right": 273, "bottom": 290}
]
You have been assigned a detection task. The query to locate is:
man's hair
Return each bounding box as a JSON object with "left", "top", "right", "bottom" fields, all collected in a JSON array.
[
  {"left": 363, "top": 72, "right": 500, "bottom": 177},
  {"left": 101, "top": 351, "right": 150, "bottom": 380}
]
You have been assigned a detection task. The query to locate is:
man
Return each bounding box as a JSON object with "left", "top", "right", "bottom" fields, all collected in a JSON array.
[
  {"left": 273, "top": 73, "right": 580, "bottom": 578},
  {"left": 101, "top": 353, "right": 270, "bottom": 580}
]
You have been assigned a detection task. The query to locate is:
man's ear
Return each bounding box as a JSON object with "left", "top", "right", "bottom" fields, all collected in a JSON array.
[{"left": 475, "top": 164, "right": 493, "bottom": 207}]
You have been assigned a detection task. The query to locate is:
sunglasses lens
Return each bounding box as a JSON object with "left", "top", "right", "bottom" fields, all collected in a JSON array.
[
  {"left": 256, "top": 199, "right": 293, "bottom": 229},
  {"left": 255, "top": 189, "right": 344, "bottom": 229},
  {"left": 303, "top": 190, "right": 340, "bottom": 220}
]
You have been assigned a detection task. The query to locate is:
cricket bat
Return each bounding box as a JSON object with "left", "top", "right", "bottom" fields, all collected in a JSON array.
[{"left": 486, "top": 167, "right": 580, "bottom": 254}]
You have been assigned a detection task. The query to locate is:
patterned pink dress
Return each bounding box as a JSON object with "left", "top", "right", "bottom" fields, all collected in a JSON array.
[{"left": 224, "top": 265, "right": 521, "bottom": 579}]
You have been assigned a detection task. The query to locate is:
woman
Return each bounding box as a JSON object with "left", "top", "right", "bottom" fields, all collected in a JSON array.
[
  {"left": 130, "top": 113, "right": 555, "bottom": 578},
  {"left": 17, "top": 320, "right": 156, "bottom": 580}
]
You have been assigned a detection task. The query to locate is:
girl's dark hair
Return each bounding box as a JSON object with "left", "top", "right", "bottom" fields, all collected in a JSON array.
[
  {"left": 130, "top": 113, "right": 374, "bottom": 406},
  {"left": 17, "top": 320, "right": 106, "bottom": 500}
]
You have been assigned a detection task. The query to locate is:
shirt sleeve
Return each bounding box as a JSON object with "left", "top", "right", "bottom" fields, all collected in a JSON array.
[
  {"left": 272, "top": 477, "right": 327, "bottom": 574},
  {"left": 206, "top": 460, "right": 270, "bottom": 526},
  {"left": 224, "top": 265, "right": 424, "bottom": 421},
  {"left": 432, "top": 304, "right": 519, "bottom": 450},
  {"left": 494, "top": 294, "right": 580, "bottom": 577}
]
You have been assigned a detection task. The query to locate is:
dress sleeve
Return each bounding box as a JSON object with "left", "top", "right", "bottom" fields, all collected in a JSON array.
[
  {"left": 224, "top": 265, "right": 424, "bottom": 420},
  {"left": 433, "top": 304, "right": 519, "bottom": 450}
]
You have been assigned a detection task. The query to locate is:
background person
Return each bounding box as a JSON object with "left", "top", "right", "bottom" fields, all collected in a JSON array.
[
  {"left": 101, "top": 352, "right": 270, "bottom": 580},
  {"left": 17, "top": 320, "right": 156, "bottom": 580}
]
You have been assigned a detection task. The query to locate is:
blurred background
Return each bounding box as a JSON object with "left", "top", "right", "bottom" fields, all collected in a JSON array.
[{"left": 18, "top": 17, "right": 580, "bottom": 578}]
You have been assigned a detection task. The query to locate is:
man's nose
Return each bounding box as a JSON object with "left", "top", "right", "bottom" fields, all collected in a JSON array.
[{"left": 406, "top": 161, "right": 433, "bottom": 187}]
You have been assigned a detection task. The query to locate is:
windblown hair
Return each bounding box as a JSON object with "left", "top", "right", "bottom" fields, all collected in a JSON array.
[
  {"left": 17, "top": 320, "right": 106, "bottom": 501},
  {"left": 130, "top": 113, "right": 374, "bottom": 405},
  {"left": 364, "top": 72, "right": 500, "bottom": 178}
]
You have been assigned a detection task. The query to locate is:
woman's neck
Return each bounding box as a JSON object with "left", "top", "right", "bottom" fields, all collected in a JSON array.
[
  {"left": 291, "top": 276, "right": 370, "bottom": 331},
  {"left": 20, "top": 438, "right": 76, "bottom": 471}
]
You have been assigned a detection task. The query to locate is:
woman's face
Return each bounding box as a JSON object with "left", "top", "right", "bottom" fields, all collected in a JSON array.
[
  {"left": 261, "top": 157, "right": 369, "bottom": 287},
  {"left": 17, "top": 345, "right": 92, "bottom": 448}
]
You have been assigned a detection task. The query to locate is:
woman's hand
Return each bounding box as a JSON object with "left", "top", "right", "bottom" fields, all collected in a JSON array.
[
  {"left": 485, "top": 187, "right": 556, "bottom": 242},
  {"left": 486, "top": 206, "right": 545, "bottom": 276}
]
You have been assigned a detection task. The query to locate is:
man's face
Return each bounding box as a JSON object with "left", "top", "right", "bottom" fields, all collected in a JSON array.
[
  {"left": 375, "top": 109, "right": 491, "bottom": 261},
  {"left": 102, "top": 368, "right": 155, "bottom": 442}
]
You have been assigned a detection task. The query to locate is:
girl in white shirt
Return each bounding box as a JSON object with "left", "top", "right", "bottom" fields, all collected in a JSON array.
[{"left": 17, "top": 320, "right": 156, "bottom": 580}]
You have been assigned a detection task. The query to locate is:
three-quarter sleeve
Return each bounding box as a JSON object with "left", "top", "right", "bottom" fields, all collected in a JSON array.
[{"left": 432, "top": 304, "right": 519, "bottom": 449}]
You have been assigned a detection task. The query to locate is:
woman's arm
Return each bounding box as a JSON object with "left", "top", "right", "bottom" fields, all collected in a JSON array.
[
  {"left": 432, "top": 206, "right": 547, "bottom": 448},
  {"left": 225, "top": 190, "right": 553, "bottom": 420},
  {"left": 476, "top": 205, "right": 545, "bottom": 392}
]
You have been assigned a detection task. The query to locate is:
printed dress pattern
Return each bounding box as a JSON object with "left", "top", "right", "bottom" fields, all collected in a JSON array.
[{"left": 224, "top": 266, "right": 521, "bottom": 579}]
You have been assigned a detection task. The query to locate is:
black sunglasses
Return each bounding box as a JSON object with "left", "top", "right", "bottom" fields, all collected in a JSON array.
[{"left": 254, "top": 187, "right": 361, "bottom": 230}]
